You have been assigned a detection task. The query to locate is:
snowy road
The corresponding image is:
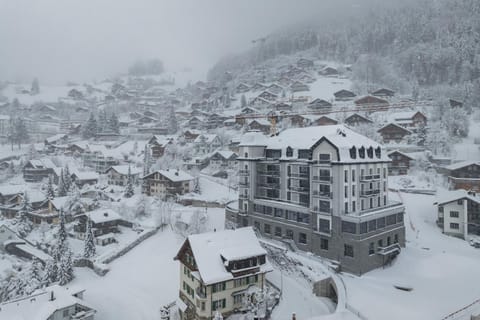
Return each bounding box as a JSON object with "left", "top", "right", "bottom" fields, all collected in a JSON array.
[{"left": 74, "top": 228, "right": 184, "bottom": 320}]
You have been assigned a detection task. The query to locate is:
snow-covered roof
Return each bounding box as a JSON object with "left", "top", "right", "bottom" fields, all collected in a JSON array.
[
  {"left": 0, "top": 185, "right": 25, "bottom": 196},
  {"left": 186, "top": 227, "right": 272, "bottom": 285},
  {"left": 85, "top": 208, "right": 122, "bottom": 224},
  {"left": 241, "top": 125, "right": 389, "bottom": 163},
  {"left": 106, "top": 165, "right": 142, "bottom": 176},
  {"left": 377, "top": 122, "right": 412, "bottom": 133},
  {"left": 445, "top": 160, "right": 480, "bottom": 171},
  {"left": 72, "top": 171, "right": 99, "bottom": 181},
  {"left": 27, "top": 158, "right": 56, "bottom": 169},
  {"left": 155, "top": 169, "right": 194, "bottom": 182},
  {"left": 435, "top": 189, "right": 480, "bottom": 206},
  {"left": 45, "top": 134, "right": 67, "bottom": 144},
  {"left": 15, "top": 243, "right": 51, "bottom": 261},
  {"left": 50, "top": 197, "right": 69, "bottom": 211},
  {"left": 212, "top": 150, "right": 237, "bottom": 160},
  {"left": 194, "top": 134, "right": 218, "bottom": 144},
  {"left": 0, "top": 285, "right": 94, "bottom": 320},
  {"left": 249, "top": 119, "right": 271, "bottom": 126}
]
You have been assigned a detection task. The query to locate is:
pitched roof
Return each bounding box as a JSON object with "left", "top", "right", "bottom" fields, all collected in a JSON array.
[
  {"left": 435, "top": 189, "right": 480, "bottom": 206},
  {"left": 106, "top": 165, "right": 142, "bottom": 176},
  {"left": 85, "top": 208, "right": 122, "bottom": 224},
  {"left": 144, "top": 169, "right": 194, "bottom": 182},
  {"left": 183, "top": 227, "right": 271, "bottom": 285},
  {"left": 377, "top": 122, "right": 412, "bottom": 134},
  {"left": 445, "top": 160, "right": 480, "bottom": 171}
]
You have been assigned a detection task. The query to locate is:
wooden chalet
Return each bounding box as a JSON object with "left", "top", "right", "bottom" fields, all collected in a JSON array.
[
  {"left": 388, "top": 150, "right": 414, "bottom": 175},
  {"left": 354, "top": 95, "right": 389, "bottom": 107},
  {"left": 333, "top": 89, "right": 356, "bottom": 101},
  {"left": 377, "top": 123, "right": 412, "bottom": 143}
]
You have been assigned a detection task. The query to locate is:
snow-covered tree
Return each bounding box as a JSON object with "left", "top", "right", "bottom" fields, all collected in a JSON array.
[
  {"left": 14, "top": 118, "right": 29, "bottom": 148},
  {"left": 25, "top": 258, "right": 43, "bottom": 293},
  {"left": 31, "top": 78, "right": 40, "bottom": 95},
  {"left": 167, "top": 107, "right": 178, "bottom": 134},
  {"left": 63, "top": 166, "right": 73, "bottom": 192},
  {"left": 17, "top": 191, "right": 33, "bottom": 237},
  {"left": 53, "top": 210, "right": 75, "bottom": 286},
  {"left": 240, "top": 94, "right": 247, "bottom": 107},
  {"left": 143, "top": 144, "right": 151, "bottom": 177},
  {"left": 213, "top": 311, "right": 223, "bottom": 320},
  {"left": 58, "top": 249, "right": 74, "bottom": 285},
  {"left": 98, "top": 109, "right": 107, "bottom": 133},
  {"left": 108, "top": 112, "right": 120, "bottom": 134},
  {"left": 83, "top": 217, "right": 96, "bottom": 259},
  {"left": 44, "top": 258, "right": 58, "bottom": 285},
  {"left": 57, "top": 169, "right": 68, "bottom": 197},
  {"left": 124, "top": 166, "right": 135, "bottom": 198},
  {"left": 83, "top": 113, "right": 98, "bottom": 139},
  {"left": 46, "top": 174, "right": 55, "bottom": 200},
  {"left": 66, "top": 183, "right": 83, "bottom": 216}
]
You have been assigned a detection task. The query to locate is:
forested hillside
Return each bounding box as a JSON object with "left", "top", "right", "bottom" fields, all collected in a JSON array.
[{"left": 209, "top": 0, "right": 480, "bottom": 107}]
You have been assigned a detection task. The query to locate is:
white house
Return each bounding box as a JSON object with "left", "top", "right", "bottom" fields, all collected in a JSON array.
[
  {"left": 105, "top": 165, "right": 142, "bottom": 186},
  {"left": 194, "top": 134, "right": 222, "bottom": 155},
  {"left": 142, "top": 169, "right": 194, "bottom": 198},
  {"left": 0, "top": 285, "right": 96, "bottom": 320},
  {"left": 435, "top": 190, "right": 480, "bottom": 239},
  {"left": 174, "top": 227, "right": 272, "bottom": 320}
]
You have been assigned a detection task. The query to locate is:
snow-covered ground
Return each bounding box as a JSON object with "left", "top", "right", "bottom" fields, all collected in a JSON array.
[
  {"left": 342, "top": 191, "right": 480, "bottom": 320},
  {"left": 453, "top": 112, "right": 480, "bottom": 161}
]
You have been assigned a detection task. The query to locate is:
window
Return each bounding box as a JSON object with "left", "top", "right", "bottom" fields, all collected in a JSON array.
[
  {"left": 299, "top": 233, "right": 307, "bottom": 244},
  {"left": 438, "top": 206, "right": 444, "bottom": 213},
  {"left": 344, "top": 202, "right": 348, "bottom": 214},
  {"left": 254, "top": 221, "right": 260, "bottom": 230},
  {"left": 367, "top": 147, "right": 373, "bottom": 158},
  {"left": 342, "top": 221, "right": 356, "bottom": 234},
  {"left": 286, "top": 147, "right": 293, "bottom": 157},
  {"left": 397, "top": 213, "right": 404, "bottom": 222},
  {"left": 378, "top": 239, "right": 383, "bottom": 247},
  {"left": 320, "top": 238, "right": 329, "bottom": 250},
  {"left": 319, "top": 153, "right": 330, "bottom": 162},
  {"left": 212, "top": 299, "right": 226, "bottom": 311},
  {"left": 344, "top": 170, "right": 348, "bottom": 183},
  {"left": 450, "top": 223, "right": 460, "bottom": 230},
  {"left": 369, "top": 242, "right": 375, "bottom": 255},
  {"left": 394, "top": 234, "right": 399, "bottom": 243},
  {"left": 344, "top": 186, "right": 348, "bottom": 198},
  {"left": 274, "top": 226, "right": 282, "bottom": 237},
  {"left": 377, "top": 217, "right": 385, "bottom": 229},
  {"left": 450, "top": 211, "right": 459, "bottom": 218},
  {"left": 387, "top": 236, "right": 391, "bottom": 246},
  {"left": 457, "top": 200, "right": 463, "bottom": 205},
  {"left": 244, "top": 152, "right": 248, "bottom": 158},
  {"left": 383, "top": 168, "right": 387, "bottom": 178},
  {"left": 375, "top": 147, "right": 381, "bottom": 158},
  {"left": 360, "top": 222, "right": 368, "bottom": 234},
  {"left": 318, "top": 218, "right": 330, "bottom": 233},
  {"left": 233, "top": 294, "right": 244, "bottom": 305},
  {"left": 352, "top": 201, "right": 356, "bottom": 212},
  {"left": 359, "top": 147, "right": 365, "bottom": 158},
  {"left": 344, "top": 244, "right": 354, "bottom": 257},
  {"left": 63, "top": 309, "right": 69, "bottom": 317},
  {"left": 350, "top": 147, "right": 356, "bottom": 159},
  {"left": 352, "top": 169, "right": 356, "bottom": 182},
  {"left": 212, "top": 282, "right": 226, "bottom": 293},
  {"left": 361, "top": 199, "right": 365, "bottom": 210},
  {"left": 352, "top": 185, "right": 356, "bottom": 197},
  {"left": 286, "top": 229, "right": 294, "bottom": 239},
  {"left": 201, "top": 302, "right": 205, "bottom": 311},
  {"left": 377, "top": 197, "right": 381, "bottom": 207},
  {"left": 368, "top": 219, "right": 377, "bottom": 232},
  {"left": 386, "top": 214, "right": 397, "bottom": 225},
  {"left": 264, "top": 224, "right": 271, "bottom": 234},
  {"left": 384, "top": 195, "right": 387, "bottom": 205}
]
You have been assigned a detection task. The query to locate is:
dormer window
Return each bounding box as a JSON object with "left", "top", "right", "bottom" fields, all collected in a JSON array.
[
  {"left": 349, "top": 147, "right": 356, "bottom": 159},
  {"left": 286, "top": 147, "right": 293, "bottom": 157},
  {"left": 375, "top": 147, "right": 381, "bottom": 158},
  {"left": 298, "top": 149, "right": 311, "bottom": 159},
  {"left": 359, "top": 147, "right": 365, "bottom": 159},
  {"left": 367, "top": 147, "right": 373, "bottom": 158}
]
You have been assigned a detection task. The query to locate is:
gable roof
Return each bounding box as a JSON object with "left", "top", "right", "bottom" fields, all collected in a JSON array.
[
  {"left": 445, "top": 160, "right": 480, "bottom": 171},
  {"left": 105, "top": 165, "right": 142, "bottom": 176},
  {"left": 435, "top": 189, "right": 480, "bottom": 206},
  {"left": 179, "top": 227, "right": 271, "bottom": 285},
  {"left": 377, "top": 123, "right": 412, "bottom": 134},
  {"left": 144, "top": 169, "right": 194, "bottom": 182},
  {"left": 388, "top": 150, "right": 414, "bottom": 160}
]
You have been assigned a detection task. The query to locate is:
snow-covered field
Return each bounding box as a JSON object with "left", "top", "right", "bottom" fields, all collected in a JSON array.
[{"left": 343, "top": 192, "right": 480, "bottom": 320}]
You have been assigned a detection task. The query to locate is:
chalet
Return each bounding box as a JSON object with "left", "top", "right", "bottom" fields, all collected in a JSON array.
[
  {"left": 296, "top": 73, "right": 316, "bottom": 83},
  {"left": 387, "top": 150, "right": 414, "bottom": 175},
  {"left": 334, "top": 89, "right": 356, "bottom": 101},
  {"left": 250, "top": 96, "right": 272, "bottom": 108},
  {"left": 75, "top": 209, "right": 131, "bottom": 245},
  {"left": 1, "top": 191, "right": 47, "bottom": 219},
  {"left": 235, "top": 83, "right": 250, "bottom": 93},
  {"left": 105, "top": 165, "right": 142, "bottom": 186},
  {"left": 272, "top": 102, "right": 292, "bottom": 112},
  {"left": 289, "top": 114, "right": 309, "bottom": 127},
  {"left": 435, "top": 190, "right": 480, "bottom": 239},
  {"left": 344, "top": 113, "right": 373, "bottom": 126},
  {"left": 310, "top": 115, "right": 338, "bottom": 126},
  {"left": 0, "top": 185, "right": 26, "bottom": 204},
  {"left": 0, "top": 285, "right": 96, "bottom": 320},
  {"left": 174, "top": 227, "right": 272, "bottom": 320},
  {"left": 377, "top": 123, "right": 412, "bottom": 144},
  {"left": 240, "top": 106, "right": 260, "bottom": 115},
  {"left": 206, "top": 113, "right": 228, "bottom": 129},
  {"left": 449, "top": 99, "right": 463, "bottom": 108},
  {"left": 319, "top": 66, "right": 339, "bottom": 76},
  {"left": 209, "top": 151, "right": 238, "bottom": 169},
  {"left": 444, "top": 161, "right": 480, "bottom": 192},
  {"left": 194, "top": 134, "right": 222, "bottom": 155},
  {"left": 251, "top": 82, "right": 267, "bottom": 92},
  {"left": 388, "top": 111, "right": 427, "bottom": 130},
  {"left": 354, "top": 95, "right": 389, "bottom": 107},
  {"left": 182, "top": 129, "right": 202, "bottom": 143},
  {"left": 267, "top": 84, "right": 285, "bottom": 95},
  {"left": 148, "top": 135, "right": 173, "bottom": 159},
  {"left": 297, "top": 58, "right": 314, "bottom": 69},
  {"left": 38, "top": 104, "right": 57, "bottom": 113},
  {"left": 372, "top": 88, "right": 395, "bottom": 97},
  {"left": 136, "top": 115, "right": 158, "bottom": 125},
  {"left": 142, "top": 169, "right": 194, "bottom": 199},
  {"left": 23, "top": 158, "right": 56, "bottom": 182},
  {"left": 82, "top": 151, "right": 119, "bottom": 173},
  {"left": 290, "top": 81, "right": 310, "bottom": 92},
  {"left": 308, "top": 98, "right": 332, "bottom": 111},
  {"left": 257, "top": 90, "right": 278, "bottom": 102},
  {"left": 185, "top": 116, "right": 205, "bottom": 130},
  {"left": 71, "top": 171, "right": 99, "bottom": 188},
  {"left": 247, "top": 119, "right": 270, "bottom": 134}
]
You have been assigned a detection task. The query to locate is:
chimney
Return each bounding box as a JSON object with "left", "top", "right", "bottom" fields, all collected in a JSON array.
[
  {"left": 50, "top": 291, "right": 55, "bottom": 301},
  {"left": 292, "top": 313, "right": 296, "bottom": 320}
]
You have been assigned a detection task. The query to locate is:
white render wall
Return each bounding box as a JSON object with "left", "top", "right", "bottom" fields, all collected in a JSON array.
[{"left": 442, "top": 200, "right": 467, "bottom": 238}]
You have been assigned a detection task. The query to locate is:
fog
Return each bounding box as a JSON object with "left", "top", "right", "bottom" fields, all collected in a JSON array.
[{"left": 0, "top": 0, "right": 327, "bottom": 84}]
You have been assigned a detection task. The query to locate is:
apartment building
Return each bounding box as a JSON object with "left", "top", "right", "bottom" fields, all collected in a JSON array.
[
  {"left": 227, "top": 125, "right": 406, "bottom": 275},
  {"left": 174, "top": 227, "right": 272, "bottom": 320}
]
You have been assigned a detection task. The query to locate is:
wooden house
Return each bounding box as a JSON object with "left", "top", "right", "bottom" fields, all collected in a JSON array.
[
  {"left": 354, "top": 95, "right": 389, "bottom": 107},
  {"left": 334, "top": 89, "right": 356, "bottom": 101},
  {"left": 142, "top": 169, "right": 194, "bottom": 198},
  {"left": 372, "top": 88, "right": 395, "bottom": 98},
  {"left": 387, "top": 150, "right": 414, "bottom": 175},
  {"left": 344, "top": 113, "right": 373, "bottom": 127},
  {"left": 377, "top": 123, "right": 412, "bottom": 143},
  {"left": 247, "top": 119, "right": 270, "bottom": 134},
  {"left": 444, "top": 161, "right": 480, "bottom": 192},
  {"left": 308, "top": 98, "right": 332, "bottom": 111}
]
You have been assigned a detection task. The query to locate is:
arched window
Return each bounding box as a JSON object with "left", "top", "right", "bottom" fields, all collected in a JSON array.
[
  {"left": 349, "top": 146, "right": 356, "bottom": 159},
  {"left": 359, "top": 146, "right": 365, "bottom": 159},
  {"left": 367, "top": 147, "right": 373, "bottom": 158},
  {"left": 375, "top": 147, "right": 381, "bottom": 158},
  {"left": 286, "top": 147, "right": 293, "bottom": 157}
]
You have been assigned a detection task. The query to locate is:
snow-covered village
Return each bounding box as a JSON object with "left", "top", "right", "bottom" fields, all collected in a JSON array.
[{"left": 0, "top": 1, "right": 480, "bottom": 319}]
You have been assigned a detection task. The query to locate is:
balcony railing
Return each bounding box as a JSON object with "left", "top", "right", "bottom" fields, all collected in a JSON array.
[
  {"left": 239, "top": 170, "right": 249, "bottom": 176},
  {"left": 360, "top": 189, "right": 380, "bottom": 197},
  {"left": 289, "top": 186, "right": 309, "bottom": 192},
  {"left": 312, "top": 190, "right": 332, "bottom": 198},
  {"left": 312, "top": 207, "right": 332, "bottom": 214},
  {"left": 289, "top": 173, "right": 309, "bottom": 179},
  {"left": 377, "top": 243, "right": 401, "bottom": 256},
  {"left": 360, "top": 174, "right": 381, "bottom": 181},
  {"left": 258, "top": 182, "right": 279, "bottom": 189},
  {"left": 312, "top": 176, "right": 333, "bottom": 183},
  {"left": 257, "top": 170, "right": 280, "bottom": 176}
]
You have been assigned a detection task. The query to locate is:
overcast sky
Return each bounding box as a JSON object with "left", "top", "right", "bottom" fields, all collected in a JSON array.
[{"left": 0, "top": 0, "right": 346, "bottom": 84}]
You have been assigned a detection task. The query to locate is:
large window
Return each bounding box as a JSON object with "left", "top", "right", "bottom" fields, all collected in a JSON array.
[
  {"left": 299, "top": 233, "right": 307, "bottom": 244},
  {"left": 450, "top": 211, "right": 460, "bottom": 218},
  {"left": 368, "top": 242, "right": 375, "bottom": 255},
  {"left": 212, "top": 299, "right": 226, "bottom": 311},
  {"left": 318, "top": 218, "right": 330, "bottom": 233},
  {"left": 212, "top": 282, "right": 226, "bottom": 293},
  {"left": 320, "top": 238, "right": 329, "bottom": 250},
  {"left": 342, "top": 221, "right": 356, "bottom": 234},
  {"left": 264, "top": 224, "right": 271, "bottom": 234},
  {"left": 450, "top": 223, "right": 460, "bottom": 229}
]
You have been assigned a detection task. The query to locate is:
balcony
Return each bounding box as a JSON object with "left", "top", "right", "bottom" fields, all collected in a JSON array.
[
  {"left": 258, "top": 182, "right": 279, "bottom": 189},
  {"left": 360, "top": 189, "right": 380, "bottom": 197},
  {"left": 377, "top": 243, "right": 401, "bottom": 256},
  {"left": 289, "top": 186, "right": 309, "bottom": 193},
  {"left": 360, "top": 174, "right": 381, "bottom": 181},
  {"left": 312, "top": 176, "right": 333, "bottom": 183},
  {"left": 239, "top": 170, "right": 249, "bottom": 176},
  {"left": 312, "top": 207, "right": 332, "bottom": 214},
  {"left": 289, "top": 173, "right": 309, "bottom": 179},
  {"left": 195, "top": 287, "right": 207, "bottom": 299},
  {"left": 257, "top": 170, "right": 280, "bottom": 176},
  {"left": 312, "top": 190, "right": 332, "bottom": 198}
]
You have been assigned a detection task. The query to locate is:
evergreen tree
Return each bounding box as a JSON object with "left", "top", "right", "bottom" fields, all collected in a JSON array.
[
  {"left": 63, "top": 166, "right": 72, "bottom": 192},
  {"left": 17, "top": 191, "right": 33, "bottom": 237},
  {"left": 25, "top": 258, "right": 43, "bottom": 293},
  {"left": 83, "top": 217, "right": 96, "bottom": 259},
  {"left": 14, "top": 118, "right": 29, "bottom": 148},
  {"left": 98, "top": 109, "right": 107, "bottom": 133},
  {"left": 167, "top": 107, "right": 178, "bottom": 134},
  {"left": 240, "top": 94, "right": 247, "bottom": 107},
  {"left": 57, "top": 169, "right": 67, "bottom": 197},
  {"left": 143, "top": 144, "right": 151, "bottom": 177},
  {"left": 124, "top": 166, "right": 135, "bottom": 198},
  {"left": 108, "top": 112, "right": 120, "bottom": 133},
  {"left": 58, "top": 249, "right": 74, "bottom": 285},
  {"left": 31, "top": 78, "right": 40, "bottom": 95},
  {"left": 83, "top": 113, "right": 98, "bottom": 139},
  {"left": 67, "top": 183, "right": 83, "bottom": 215},
  {"left": 44, "top": 259, "right": 58, "bottom": 285},
  {"left": 46, "top": 175, "right": 55, "bottom": 200},
  {"left": 53, "top": 210, "right": 75, "bottom": 286}
]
